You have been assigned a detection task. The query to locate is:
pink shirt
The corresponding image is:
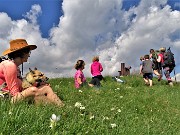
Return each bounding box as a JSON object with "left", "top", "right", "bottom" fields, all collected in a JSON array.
[
  {"left": 74, "top": 69, "right": 86, "bottom": 89},
  {"left": 91, "top": 61, "right": 103, "bottom": 77},
  {"left": 158, "top": 53, "right": 164, "bottom": 63},
  {"left": 0, "top": 60, "right": 22, "bottom": 96}
]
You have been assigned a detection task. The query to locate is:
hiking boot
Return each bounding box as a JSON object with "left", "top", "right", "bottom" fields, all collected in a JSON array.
[
  {"left": 158, "top": 75, "right": 162, "bottom": 81},
  {"left": 169, "top": 82, "right": 173, "bottom": 86}
]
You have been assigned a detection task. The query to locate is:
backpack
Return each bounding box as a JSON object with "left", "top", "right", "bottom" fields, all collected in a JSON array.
[{"left": 162, "top": 47, "right": 175, "bottom": 68}]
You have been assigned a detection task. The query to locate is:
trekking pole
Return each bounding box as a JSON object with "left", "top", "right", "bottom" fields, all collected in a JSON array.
[{"left": 174, "top": 68, "right": 177, "bottom": 84}]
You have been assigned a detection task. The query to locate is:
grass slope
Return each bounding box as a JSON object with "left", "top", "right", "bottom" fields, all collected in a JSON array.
[{"left": 0, "top": 75, "right": 180, "bottom": 135}]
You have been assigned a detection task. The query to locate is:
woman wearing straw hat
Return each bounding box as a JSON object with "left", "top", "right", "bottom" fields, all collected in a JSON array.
[{"left": 0, "top": 39, "right": 64, "bottom": 106}]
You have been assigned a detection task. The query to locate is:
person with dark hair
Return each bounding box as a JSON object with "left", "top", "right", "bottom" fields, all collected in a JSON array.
[
  {"left": 89, "top": 56, "right": 103, "bottom": 88},
  {"left": 0, "top": 39, "right": 64, "bottom": 106},
  {"left": 149, "top": 49, "right": 162, "bottom": 81},
  {"left": 74, "top": 60, "right": 86, "bottom": 89},
  {"left": 140, "top": 54, "right": 154, "bottom": 87}
]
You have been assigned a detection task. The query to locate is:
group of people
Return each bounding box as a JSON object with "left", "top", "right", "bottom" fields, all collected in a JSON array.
[
  {"left": 74, "top": 56, "right": 104, "bottom": 89},
  {"left": 0, "top": 39, "right": 104, "bottom": 106},
  {"left": 139, "top": 47, "right": 175, "bottom": 86},
  {"left": 0, "top": 39, "right": 176, "bottom": 107}
]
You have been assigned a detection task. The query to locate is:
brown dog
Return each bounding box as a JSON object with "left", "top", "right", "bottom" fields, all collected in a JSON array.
[
  {"left": 22, "top": 68, "right": 64, "bottom": 107},
  {"left": 22, "top": 67, "right": 49, "bottom": 89}
]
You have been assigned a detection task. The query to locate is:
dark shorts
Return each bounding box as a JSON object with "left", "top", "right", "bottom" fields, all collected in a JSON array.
[
  {"left": 89, "top": 75, "right": 103, "bottom": 87},
  {"left": 153, "top": 62, "right": 161, "bottom": 70},
  {"left": 143, "top": 73, "right": 153, "bottom": 80}
]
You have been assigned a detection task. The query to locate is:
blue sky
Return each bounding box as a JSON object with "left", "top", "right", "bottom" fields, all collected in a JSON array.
[
  {"left": 0, "top": 0, "right": 180, "bottom": 79},
  {"left": 0, "top": 0, "right": 62, "bottom": 37}
]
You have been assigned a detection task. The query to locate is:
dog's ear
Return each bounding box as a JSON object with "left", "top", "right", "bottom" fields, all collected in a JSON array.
[
  {"left": 29, "top": 68, "right": 35, "bottom": 74},
  {"left": 34, "top": 67, "right": 37, "bottom": 70}
]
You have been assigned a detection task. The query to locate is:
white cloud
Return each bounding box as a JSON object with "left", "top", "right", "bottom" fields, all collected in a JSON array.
[{"left": 0, "top": 0, "right": 180, "bottom": 78}]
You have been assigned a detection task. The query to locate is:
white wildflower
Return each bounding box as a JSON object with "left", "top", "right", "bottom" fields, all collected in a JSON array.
[
  {"left": 103, "top": 116, "right": 109, "bottom": 120},
  {"left": 90, "top": 115, "right": 95, "bottom": 120},
  {"left": 75, "top": 102, "right": 82, "bottom": 108},
  {"left": 50, "top": 114, "right": 60, "bottom": 129},
  {"left": 111, "top": 123, "right": 117, "bottom": 128},
  {"left": 117, "top": 88, "right": 120, "bottom": 90},
  {"left": 117, "top": 109, "right": 121, "bottom": 113},
  {"left": 8, "top": 111, "right": 12, "bottom": 115},
  {"left": 79, "top": 90, "right": 82, "bottom": 93},
  {"left": 80, "top": 106, "right": 85, "bottom": 110}
]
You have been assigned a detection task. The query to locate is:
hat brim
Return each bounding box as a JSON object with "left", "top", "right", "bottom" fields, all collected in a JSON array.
[{"left": 3, "top": 45, "right": 37, "bottom": 56}]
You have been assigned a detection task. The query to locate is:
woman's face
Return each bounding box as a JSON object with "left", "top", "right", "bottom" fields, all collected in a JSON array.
[{"left": 22, "top": 51, "right": 31, "bottom": 62}]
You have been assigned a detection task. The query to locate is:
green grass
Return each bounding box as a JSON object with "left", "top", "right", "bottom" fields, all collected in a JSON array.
[{"left": 0, "top": 75, "right": 180, "bottom": 135}]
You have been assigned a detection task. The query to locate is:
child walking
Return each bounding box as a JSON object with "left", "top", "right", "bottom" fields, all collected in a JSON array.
[
  {"left": 74, "top": 60, "right": 86, "bottom": 89},
  {"left": 89, "top": 56, "right": 103, "bottom": 88},
  {"left": 140, "top": 55, "right": 154, "bottom": 87}
]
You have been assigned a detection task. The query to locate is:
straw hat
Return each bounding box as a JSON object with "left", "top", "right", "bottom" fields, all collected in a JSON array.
[
  {"left": 2, "top": 39, "right": 37, "bottom": 56},
  {"left": 159, "top": 47, "right": 166, "bottom": 52}
]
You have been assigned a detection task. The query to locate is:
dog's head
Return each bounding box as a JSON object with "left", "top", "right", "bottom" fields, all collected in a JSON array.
[{"left": 25, "top": 67, "right": 49, "bottom": 85}]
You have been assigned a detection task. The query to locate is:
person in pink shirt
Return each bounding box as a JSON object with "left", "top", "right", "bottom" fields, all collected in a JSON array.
[
  {"left": 89, "top": 56, "right": 103, "bottom": 88},
  {"left": 0, "top": 39, "right": 64, "bottom": 106},
  {"left": 74, "top": 60, "right": 86, "bottom": 89}
]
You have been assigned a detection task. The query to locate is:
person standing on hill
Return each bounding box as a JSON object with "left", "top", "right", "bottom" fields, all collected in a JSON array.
[
  {"left": 140, "top": 55, "right": 154, "bottom": 87},
  {"left": 74, "top": 60, "right": 86, "bottom": 89},
  {"left": 149, "top": 49, "right": 162, "bottom": 81},
  {"left": 89, "top": 56, "right": 103, "bottom": 88},
  {"left": 157, "top": 47, "right": 174, "bottom": 86}
]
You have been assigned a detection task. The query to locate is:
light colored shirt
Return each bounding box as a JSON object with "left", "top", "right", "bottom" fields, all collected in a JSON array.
[
  {"left": 74, "top": 69, "right": 86, "bottom": 89},
  {"left": 0, "top": 60, "right": 22, "bottom": 96}
]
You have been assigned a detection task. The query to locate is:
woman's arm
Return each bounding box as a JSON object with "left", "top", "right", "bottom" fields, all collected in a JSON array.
[{"left": 2, "top": 61, "right": 22, "bottom": 96}]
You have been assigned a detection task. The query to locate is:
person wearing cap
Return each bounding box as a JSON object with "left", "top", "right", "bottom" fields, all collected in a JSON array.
[
  {"left": 0, "top": 39, "right": 64, "bottom": 106},
  {"left": 157, "top": 47, "right": 173, "bottom": 86}
]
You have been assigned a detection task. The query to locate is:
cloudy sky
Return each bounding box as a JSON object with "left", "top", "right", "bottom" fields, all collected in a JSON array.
[{"left": 0, "top": 0, "right": 180, "bottom": 78}]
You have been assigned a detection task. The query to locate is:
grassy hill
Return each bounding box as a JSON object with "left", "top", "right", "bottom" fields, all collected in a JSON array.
[{"left": 0, "top": 75, "right": 180, "bottom": 135}]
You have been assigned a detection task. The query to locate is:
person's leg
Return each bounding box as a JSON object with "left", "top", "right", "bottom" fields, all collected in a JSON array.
[
  {"left": 143, "top": 74, "right": 149, "bottom": 85},
  {"left": 11, "top": 87, "right": 38, "bottom": 103},
  {"left": 149, "top": 79, "right": 152, "bottom": 86},
  {"left": 94, "top": 78, "right": 101, "bottom": 87},
  {"left": 34, "top": 86, "right": 64, "bottom": 107},
  {"left": 163, "top": 67, "right": 171, "bottom": 82},
  {"left": 148, "top": 73, "right": 153, "bottom": 87},
  {"left": 88, "top": 78, "right": 96, "bottom": 87}
]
